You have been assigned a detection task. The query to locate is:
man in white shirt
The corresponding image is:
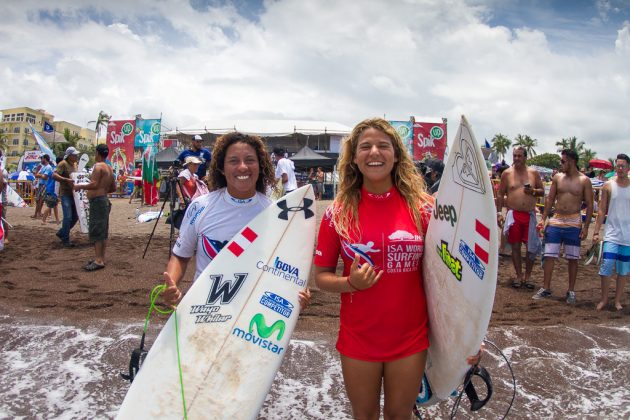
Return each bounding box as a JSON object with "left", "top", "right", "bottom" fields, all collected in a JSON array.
[{"left": 273, "top": 147, "right": 297, "bottom": 195}]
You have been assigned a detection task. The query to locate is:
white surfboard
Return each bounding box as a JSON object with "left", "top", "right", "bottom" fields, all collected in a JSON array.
[
  {"left": 78, "top": 154, "right": 89, "bottom": 172},
  {"left": 417, "top": 116, "right": 498, "bottom": 405},
  {"left": 117, "top": 185, "right": 316, "bottom": 419},
  {"left": 71, "top": 171, "right": 90, "bottom": 233},
  {"left": 5, "top": 184, "right": 28, "bottom": 207}
]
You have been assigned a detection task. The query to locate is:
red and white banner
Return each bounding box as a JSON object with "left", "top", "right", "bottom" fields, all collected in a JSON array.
[
  {"left": 413, "top": 120, "right": 447, "bottom": 161},
  {"left": 106, "top": 120, "right": 136, "bottom": 177}
]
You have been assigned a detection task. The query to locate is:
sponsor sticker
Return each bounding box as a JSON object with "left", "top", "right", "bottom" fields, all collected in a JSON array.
[
  {"left": 437, "top": 240, "right": 462, "bottom": 281},
  {"left": 260, "top": 292, "right": 294, "bottom": 318},
  {"left": 232, "top": 313, "right": 285, "bottom": 355},
  {"left": 459, "top": 240, "right": 486, "bottom": 280}
]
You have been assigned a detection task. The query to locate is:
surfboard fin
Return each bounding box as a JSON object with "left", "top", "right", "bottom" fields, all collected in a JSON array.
[
  {"left": 120, "top": 332, "right": 148, "bottom": 383},
  {"left": 463, "top": 365, "right": 493, "bottom": 411}
]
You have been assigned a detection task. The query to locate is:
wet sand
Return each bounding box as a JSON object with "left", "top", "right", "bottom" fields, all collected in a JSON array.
[{"left": 1, "top": 198, "right": 627, "bottom": 331}]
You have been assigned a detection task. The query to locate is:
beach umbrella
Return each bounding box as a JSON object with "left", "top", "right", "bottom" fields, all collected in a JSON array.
[
  {"left": 588, "top": 159, "right": 612, "bottom": 170},
  {"left": 9, "top": 172, "right": 35, "bottom": 181}
]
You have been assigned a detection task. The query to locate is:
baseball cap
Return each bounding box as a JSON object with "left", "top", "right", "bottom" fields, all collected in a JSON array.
[
  {"left": 64, "top": 146, "right": 80, "bottom": 158},
  {"left": 192, "top": 135, "right": 203, "bottom": 141},
  {"left": 184, "top": 156, "right": 202, "bottom": 166}
]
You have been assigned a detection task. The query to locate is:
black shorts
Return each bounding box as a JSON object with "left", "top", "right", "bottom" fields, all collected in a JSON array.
[
  {"left": 44, "top": 193, "right": 58, "bottom": 208},
  {"left": 88, "top": 196, "right": 112, "bottom": 242}
]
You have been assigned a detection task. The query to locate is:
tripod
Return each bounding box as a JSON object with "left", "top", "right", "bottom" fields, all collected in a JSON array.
[{"left": 142, "top": 164, "right": 184, "bottom": 259}]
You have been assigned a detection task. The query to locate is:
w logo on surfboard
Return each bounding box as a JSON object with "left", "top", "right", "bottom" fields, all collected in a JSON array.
[
  {"left": 277, "top": 198, "right": 314, "bottom": 220},
  {"left": 206, "top": 273, "right": 248, "bottom": 304}
]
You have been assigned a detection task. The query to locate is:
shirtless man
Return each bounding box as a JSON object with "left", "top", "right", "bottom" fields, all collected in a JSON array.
[
  {"left": 496, "top": 146, "right": 544, "bottom": 289},
  {"left": 74, "top": 144, "right": 116, "bottom": 271},
  {"left": 533, "top": 149, "right": 593, "bottom": 303}
]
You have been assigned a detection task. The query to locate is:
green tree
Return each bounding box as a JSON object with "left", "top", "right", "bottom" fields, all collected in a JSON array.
[
  {"left": 94, "top": 110, "right": 111, "bottom": 145},
  {"left": 579, "top": 148, "right": 597, "bottom": 170},
  {"left": 513, "top": 134, "right": 538, "bottom": 157},
  {"left": 555, "top": 136, "right": 585, "bottom": 155},
  {"left": 527, "top": 153, "right": 561, "bottom": 170},
  {"left": 52, "top": 128, "right": 81, "bottom": 158},
  {"left": 491, "top": 133, "right": 512, "bottom": 160}
]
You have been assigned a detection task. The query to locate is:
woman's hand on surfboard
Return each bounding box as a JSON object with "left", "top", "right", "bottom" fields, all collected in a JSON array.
[
  {"left": 348, "top": 253, "right": 383, "bottom": 290},
  {"left": 298, "top": 288, "right": 311, "bottom": 311},
  {"left": 466, "top": 343, "right": 485, "bottom": 366},
  {"left": 162, "top": 272, "right": 182, "bottom": 307}
]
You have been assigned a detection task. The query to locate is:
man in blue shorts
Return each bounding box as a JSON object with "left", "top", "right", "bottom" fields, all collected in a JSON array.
[
  {"left": 534, "top": 149, "right": 593, "bottom": 304},
  {"left": 592, "top": 153, "right": 630, "bottom": 311}
]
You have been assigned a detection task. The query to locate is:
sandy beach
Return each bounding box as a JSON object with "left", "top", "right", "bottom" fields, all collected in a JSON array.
[{"left": 1, "top": 198, "right": 627, "bottom": 328}]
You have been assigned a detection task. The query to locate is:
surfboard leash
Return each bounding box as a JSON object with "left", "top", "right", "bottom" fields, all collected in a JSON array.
[
  {"left": 448, "top": 339, "right": 516, "bottom": 419},
  {"left": 121, "top": 284, "right": 189, "bottom": 420}
]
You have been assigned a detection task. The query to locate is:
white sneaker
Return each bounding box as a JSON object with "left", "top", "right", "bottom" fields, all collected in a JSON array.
[{"left": 566, "top": 291, "right": 576, "bottom": 304}]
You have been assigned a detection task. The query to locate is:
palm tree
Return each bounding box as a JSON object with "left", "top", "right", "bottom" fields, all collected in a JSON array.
[
  {"left": 513, "top": 134, "right": 538, "bottom": 157},
  {"left": 579, "top": 148, "right": 597, "bottom": 170},
  {"left": 94, "top": 110, "right": 111, "bottom": 145},
  {"left": 555, "top": 136, "right": 585, "bottom": 155},
  {"left": 52, "top": 128, "right": 81, "bottom": 158},
  {"left": 491, "top": 133, "right": 512, "bottom": 160}
]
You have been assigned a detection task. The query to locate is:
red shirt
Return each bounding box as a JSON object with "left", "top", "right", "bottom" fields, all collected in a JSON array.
[
  {"left": 315, "top": 187, "right": 433, "bottom": 362},
  {"left": 132, "top": 168, "right": 142, "bottom": 186}
]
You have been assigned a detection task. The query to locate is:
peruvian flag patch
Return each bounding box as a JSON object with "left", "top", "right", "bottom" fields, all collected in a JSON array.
[
  {"left": 227, "top": 227, "right": 258, "bottom": 257},
  {"left": 474, "top": 219, "right": 490, "bottom": 265}
]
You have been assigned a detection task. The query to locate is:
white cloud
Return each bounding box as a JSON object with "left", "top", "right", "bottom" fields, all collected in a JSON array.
[{"left": 0, "top": 0, "right": 628, "bottom": 160}]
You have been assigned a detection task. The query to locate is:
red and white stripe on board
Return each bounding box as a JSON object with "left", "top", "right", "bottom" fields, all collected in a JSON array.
[
  {"left": 227, "top": 227, "right": 259, "bottom": 257},
  {"left": 474, "top": 219, "right": 490, "bottom": 265}
]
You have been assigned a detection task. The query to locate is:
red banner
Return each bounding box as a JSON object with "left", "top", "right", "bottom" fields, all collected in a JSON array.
[
  {"left": 413, "top": 120, "right": 447, "bottom": 161},
  {"left": 106, "top": 120, "right": 136, "bottom": 177}
]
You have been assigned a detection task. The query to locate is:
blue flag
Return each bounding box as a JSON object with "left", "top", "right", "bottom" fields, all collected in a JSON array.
[
  {"left": 29, "top": 123, "right": 56, "bottom": 162},
  {"left": 43, "top": 121, "right": 54, "bottom": 133},
  {"left": 484, "top": 139, "right": 491, "bottom": 149}
]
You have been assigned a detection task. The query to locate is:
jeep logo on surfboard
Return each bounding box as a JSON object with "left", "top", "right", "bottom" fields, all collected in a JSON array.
[{"left": 432, "top": 199, "right": 457, "bottom": 227}]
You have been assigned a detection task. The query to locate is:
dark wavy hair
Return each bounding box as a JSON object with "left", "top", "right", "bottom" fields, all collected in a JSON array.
[{"left": 208, "top": 132, "right": 276, "bottom": 194}]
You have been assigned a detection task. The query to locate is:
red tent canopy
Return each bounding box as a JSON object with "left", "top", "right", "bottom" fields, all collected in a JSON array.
[{"left": 588, "top": 159, "right": 612, "bottom": 170}]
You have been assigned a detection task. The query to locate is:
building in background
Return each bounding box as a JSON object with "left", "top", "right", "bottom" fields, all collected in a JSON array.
[{"left": 0, "top": 106, "right": 95, "bottom": 167}]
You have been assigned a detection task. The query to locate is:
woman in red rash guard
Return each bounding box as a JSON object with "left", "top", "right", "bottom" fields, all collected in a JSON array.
[{"left": 314, "top": 117, "right": 434, "bottom": 419}]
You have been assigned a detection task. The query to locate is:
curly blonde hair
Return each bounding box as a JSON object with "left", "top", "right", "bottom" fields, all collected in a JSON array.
[
  {"left": 332, "top": 117, "right": 429, "bottom": 240},
  {"left": 208, "top": 132, "right": 277, "bottom": 194}
]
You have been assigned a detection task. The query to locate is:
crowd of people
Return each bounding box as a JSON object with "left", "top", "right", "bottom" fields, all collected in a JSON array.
[
  {"left": 495, "top": 146, "right": 629, "bottom": 311},
  {"left": 1, "top": 120, "right": 628, "bottom": 419}
]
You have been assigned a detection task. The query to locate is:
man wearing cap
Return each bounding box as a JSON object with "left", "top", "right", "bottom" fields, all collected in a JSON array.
[
  {"left": 177, "top": 155, "right": 209, "bottom": 204},
  {"left": 53, "top": 146, "right": 80, "bottom": 247},
  {"left": 74, "top": 144, "right": 116, "bottom": 271},
  {"left": 178, "top": 134, "right": 211, "bottom": 180},
  {"left": 273, "top": 147, "right": 297, "bottom": 195}
]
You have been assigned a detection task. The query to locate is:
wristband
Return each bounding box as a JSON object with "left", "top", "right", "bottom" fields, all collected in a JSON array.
[{"left": 346, "top": 277, "right": 361, "bottom": 292}]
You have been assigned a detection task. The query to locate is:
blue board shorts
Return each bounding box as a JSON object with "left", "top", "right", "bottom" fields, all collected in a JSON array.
[
  {"left": 544, "top": 214, "right": 582, "bottom": 260},
  {"left": 599, "top": 241, "right": 630, "bottom": 277}
]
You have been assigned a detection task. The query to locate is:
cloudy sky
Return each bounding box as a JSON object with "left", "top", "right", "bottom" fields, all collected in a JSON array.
[{"left": 1, "top": 0, "right": 628, "bottom": 160}]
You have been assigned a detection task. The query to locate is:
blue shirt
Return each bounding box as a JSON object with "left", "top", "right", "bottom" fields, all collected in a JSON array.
[
  {"left": 178, "top": 148, "right": 212, "bottom": 178},
  {"left": 38, "top": 165, "right": 55, "bottom": 195}
]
